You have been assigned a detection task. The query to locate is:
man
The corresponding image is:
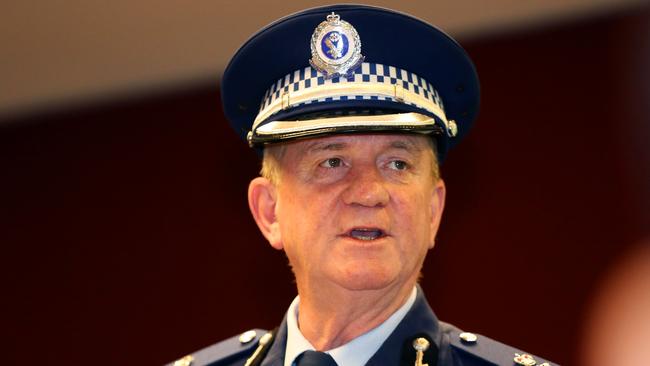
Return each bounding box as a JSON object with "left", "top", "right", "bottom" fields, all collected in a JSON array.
[{"left": 170, "top": 4, "right": 557, "bottom": 366}]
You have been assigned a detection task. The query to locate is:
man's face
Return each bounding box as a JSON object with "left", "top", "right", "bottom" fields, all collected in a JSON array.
[{"left": 250, "top": 133, "right": 445, "bottom": 293}]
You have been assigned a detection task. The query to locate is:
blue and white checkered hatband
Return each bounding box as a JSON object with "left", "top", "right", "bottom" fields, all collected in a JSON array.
[{"left": 248, "top": 62, "right": 454, "bottom": 146}]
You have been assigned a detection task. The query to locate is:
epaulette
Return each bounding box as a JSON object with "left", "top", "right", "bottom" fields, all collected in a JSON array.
[
  {"left": 444, "top": 325, "right": 559, "bottom": 366},
  {"left": 167, "top": 329, "right": 275, "bottom": 366}
]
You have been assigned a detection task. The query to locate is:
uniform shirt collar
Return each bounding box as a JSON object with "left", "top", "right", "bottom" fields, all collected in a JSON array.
[{"left": 284, "top": 286, "right": 417, "bottom": 366}]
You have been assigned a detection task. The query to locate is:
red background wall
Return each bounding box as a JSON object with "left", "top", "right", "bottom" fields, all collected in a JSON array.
[{"left": 2, "top": 7, "right": 648, "bottom": 365}]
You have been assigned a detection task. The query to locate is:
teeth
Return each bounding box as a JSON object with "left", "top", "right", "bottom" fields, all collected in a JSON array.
[{"left": 349, "top": 229, "right": 383, "bottom": 241}]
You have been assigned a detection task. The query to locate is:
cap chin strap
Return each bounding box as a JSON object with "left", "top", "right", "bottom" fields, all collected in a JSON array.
[{"left": 247, "top": 112, "right": 442, "bottom": 146}]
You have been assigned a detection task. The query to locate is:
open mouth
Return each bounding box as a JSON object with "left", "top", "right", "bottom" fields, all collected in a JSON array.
[{"left": 347, "top": 228, "right": 386, "bottom": 241}]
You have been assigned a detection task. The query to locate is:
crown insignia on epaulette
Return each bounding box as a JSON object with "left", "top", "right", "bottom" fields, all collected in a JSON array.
[
  {"left": 514, "top": 353, "right": 537, "bottom": 366},
  {"left": 309, "top": 12, "right": 364, "bottom": 79}
]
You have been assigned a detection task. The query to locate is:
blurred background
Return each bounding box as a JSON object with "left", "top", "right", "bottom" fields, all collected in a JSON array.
[{"left": 1, "top": 1, "right": 649, "bottom": 365}]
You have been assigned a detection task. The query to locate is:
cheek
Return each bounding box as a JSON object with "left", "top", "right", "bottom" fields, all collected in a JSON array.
[
  {"left": 280, "top": 190, "right": 326, "bottom": 227},
  {"left": 394, "top": 188, "right": 435, "bottom": 242},
  {"left": 276, "top": 186, "right": 332, "bottom": 249}
]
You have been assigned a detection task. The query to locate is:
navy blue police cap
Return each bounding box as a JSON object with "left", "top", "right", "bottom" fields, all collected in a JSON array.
[{"left": 221, "top": 4, "right": 479, "bottom": 161}]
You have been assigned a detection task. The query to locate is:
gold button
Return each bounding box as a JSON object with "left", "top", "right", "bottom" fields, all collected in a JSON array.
[
  {"left": 239, "top": 330, "right": 257, "bottom": 344},
  {"left": 448, "top": 120, "right": 458, "bottom": 137},
  {"left": 459, "top": 332, "right": 478, "bottom": 343}
]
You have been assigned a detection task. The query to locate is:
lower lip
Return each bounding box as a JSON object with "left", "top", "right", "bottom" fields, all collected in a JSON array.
[{"left": 339, "top": 235, "right": 389, "bottom": 245}]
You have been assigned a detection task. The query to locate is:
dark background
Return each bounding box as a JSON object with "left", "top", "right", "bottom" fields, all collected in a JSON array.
[{"left": 2, "top": 6, "right": 649, "bottom": 365}]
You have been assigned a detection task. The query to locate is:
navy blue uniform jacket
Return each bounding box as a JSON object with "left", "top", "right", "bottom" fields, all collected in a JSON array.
[{"left": 168, "top": 288, "right": 558, "bottom": 366}]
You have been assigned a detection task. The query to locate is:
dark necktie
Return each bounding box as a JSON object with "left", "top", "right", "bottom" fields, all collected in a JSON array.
[{"left": 296, "top": 350, "right": 338, "bottom": 366}]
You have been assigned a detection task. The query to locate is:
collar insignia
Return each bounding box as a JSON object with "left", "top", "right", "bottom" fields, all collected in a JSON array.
[{"left": 309, "top": 12, "right": 364, "bottom": 79}]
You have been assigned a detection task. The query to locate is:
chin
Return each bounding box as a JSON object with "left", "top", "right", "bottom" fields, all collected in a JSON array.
[{"left": 333, "top": 266, "right": 399, "bottom": 291}]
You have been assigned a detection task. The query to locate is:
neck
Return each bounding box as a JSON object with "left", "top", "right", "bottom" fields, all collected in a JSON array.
[{"left": 296, "top": 280, "right": 416, "bottom": 351}]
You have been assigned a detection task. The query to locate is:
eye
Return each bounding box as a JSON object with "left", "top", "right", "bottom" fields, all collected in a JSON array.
[
  {"left": 320, "top": 157, "right": 343, "bottom": 168},
  {"left": 388, "top": 160, "right": 408, "bottom": 171}
]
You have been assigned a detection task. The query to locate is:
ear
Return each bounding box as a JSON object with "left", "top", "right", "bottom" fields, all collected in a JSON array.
[
  {"left": 248, "top": 177, "right": 283, "bottom": 250},
  {"left": 428, "top": 179, "right": 446, "bottom": 249}
]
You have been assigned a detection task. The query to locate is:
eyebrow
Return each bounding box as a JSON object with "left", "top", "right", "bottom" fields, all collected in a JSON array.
[
  {"left": 388, "top": 139, "right": 423, "bottom": 152},
  {"left": 302, "top": 136, "right": 425, "bottom": 154},
  {"left": 305, "top": 141, "right": 348, "bottom": 153}
]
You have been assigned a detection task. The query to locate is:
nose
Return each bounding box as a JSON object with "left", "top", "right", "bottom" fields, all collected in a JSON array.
[{"left": 341, "top": 165, "right": 390, "bottom": 208}]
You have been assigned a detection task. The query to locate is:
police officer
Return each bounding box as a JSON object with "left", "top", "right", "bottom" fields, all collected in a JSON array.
[{"left": 169, "top": 4, "right": 558, "bottom": 366}]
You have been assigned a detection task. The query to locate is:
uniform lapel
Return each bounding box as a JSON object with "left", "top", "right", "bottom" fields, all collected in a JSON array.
[
  {"left": 260, "top": 315, "right": 288, "bottom": 366},
  {"left": 365, "top": 286, "right": 441, "bottom": 366}
]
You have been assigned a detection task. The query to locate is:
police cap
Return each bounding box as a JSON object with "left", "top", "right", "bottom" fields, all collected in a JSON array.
[{"left": 221, "top": 4, "right": 479, "bottom": 161}]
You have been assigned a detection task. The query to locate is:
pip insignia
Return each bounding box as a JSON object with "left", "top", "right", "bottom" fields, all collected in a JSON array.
[
  {"left": 173, "top": 355, "right": 194, "bottom": 366},
  {"left": 514, "top": 353, "right": 537, "bottom": 366},
  {"left": 309, "top": 12, "right": 364, "bottom": 78}
]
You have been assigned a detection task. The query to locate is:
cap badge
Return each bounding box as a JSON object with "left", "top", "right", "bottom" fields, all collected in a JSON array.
[{"left": 309, "top": 12, "right": 364, "bottom": 78}]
